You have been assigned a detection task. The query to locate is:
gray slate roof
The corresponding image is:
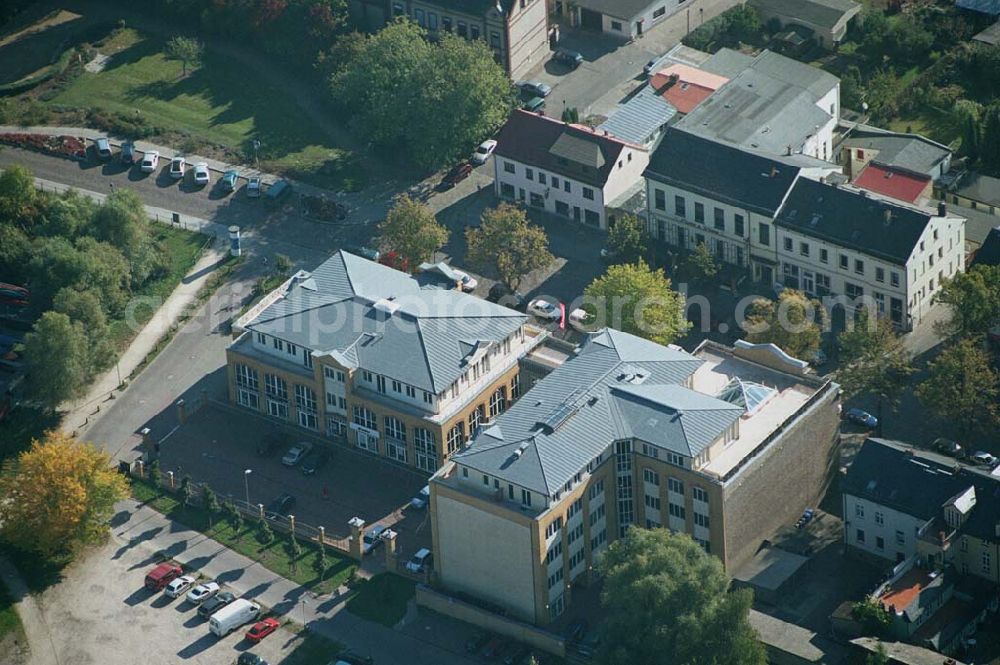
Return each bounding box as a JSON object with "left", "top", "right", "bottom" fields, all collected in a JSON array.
[
  {"left": 645, "top": 128, "right": 804, "bottom": 216},
  {"left": 776, "top": 179, "right": 934, "bottom": 264},
  {"left": 951, "top": 171, "right": 1000, "bottom": 207},
  {"left": 749, "top": 0, "right": 861, "bottom": 30},
  {"left": 453, "top": 329, "right": 721, "bottom": 495},
  {"left": 245, "top": 251, "right": 527, "bottom": 394},
  {"left": 677, "top": 50, "right": 837, "bottom": 155},
  {"left": 597, "top": 85, "right": 678, "bottom": 146},
  {"left": 699, "top": 48, "right": 756, "bottom": 78},
  {"left": 956, "top": 0, "right": 1000, "bottom": 15},
  {"left": 841, "top": 125, "right": 951, "bottom": 177}
]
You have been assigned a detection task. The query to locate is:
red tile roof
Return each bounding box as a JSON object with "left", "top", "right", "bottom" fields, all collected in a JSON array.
[
  {"left": 879, "top": 568, "right": 935, "bottom": 614},
  {"left": 854, "top": 163, "right": 931, "bottom": 204},
  {"left": 650, "top": 64, "right": 728, "bottom": 115},
  {"left": 494, "top": 110, "right": 643, "bottom": 188}
]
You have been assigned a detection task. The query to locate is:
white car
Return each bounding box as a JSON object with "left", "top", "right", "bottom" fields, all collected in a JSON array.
[
  {"left": 471, "top": 139, "right": 498, "bottom": 165},
  {"left": 405, "top": 548, "right": 433, "bottom": 573},
  {"left": 410, "top": 485, "right": 430, "bottom": 509},
  {"left": 528, "top": 298, "right": 561, "bottom": 321},
  {"left": 451, "top": 269, "right": 478, "bottom": 293},
  {"left": 192, "top": 162, "right": 210, "bottom": 186},
  {"left": 163, "top": 574, "right": 196, "bottom": 598},
  {"left": 568, "top": 308, "right": 593, "bottom": 332},
  {"left": 281, "top": 442, "right": 311, "bottom": 467},
  {"left": 362, "top": 524, "right": 388, "bottom": 555},
  {"left": 170, "top": 156, "right": 186, "bottom": 179},
  {"left": 185, "top": 581, "right": 220, "bottom": 604},
  {"left": 140, "top": 150, "right": 160, "bottom": 173}
]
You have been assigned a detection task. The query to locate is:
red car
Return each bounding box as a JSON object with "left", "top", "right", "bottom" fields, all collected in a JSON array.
[
  {"left": 438, "top": 163, "right": 473, "bottom": 190},
  {"left": 245, "top": 617, "right": 280, "bottom": 643}
]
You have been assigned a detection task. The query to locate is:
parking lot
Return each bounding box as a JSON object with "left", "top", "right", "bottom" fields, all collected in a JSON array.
[
  {"left": 35, "top": 536, "right": 301, "bottom": 665},
  {"left": 156, "top": 403, "right": 433, "bottom": 563}
]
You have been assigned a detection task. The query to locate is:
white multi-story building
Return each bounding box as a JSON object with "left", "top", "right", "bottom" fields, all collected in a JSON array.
[{"left": 493, "top": 110, "right": 649, "bottom": 231}]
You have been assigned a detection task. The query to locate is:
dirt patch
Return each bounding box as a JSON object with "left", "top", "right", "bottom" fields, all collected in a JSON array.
[{"left": 0, "top": 631, "right": 29, "bottom": 665}]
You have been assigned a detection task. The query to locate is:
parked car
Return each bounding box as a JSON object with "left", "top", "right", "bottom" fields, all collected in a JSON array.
[
  {"left": 553, "top": 47, "right": 583, "bottom": 69},
  {"left": 405, "top": 548, "right": 432, "bottom": 573},
  {"left": 568, "top": 308, "right": 593, "bottom": 331},
  {"left": 971, "top": 451, "right": 999, "bottom": 468},
  {"left": 516, "top": 80, "right": 551, "bottom": 98},
  {"left": 281, "top": 442, "right": 311, "bottom": 467},
  {"left": 186, "top": 581, "right": 220, "bottom": 604},
  {"left": 94, "top": 137, "right": 113, "bottom": 160},
  {"left": 521, "top": 95, "right": 545, "bottom": 112},
  {"left": 932, "top": 438, "right": 963, "bottom": 458},
  {"left": 486, "top": 283, "right": 526, "bottom": 310},
  {"left": 209, "top": 598, "right": 260, "bottom": 637},
  {"left": 301, "top": 449, "right": 330, "bottom": 475},
  {"left": 265, "top": 493, "right": 296, "bottom": 519},
  {"left": 471, "top": 139, "right": 498, "bottom": 165},
  {"left": 266, "top": 179, "right": 292, "bottom": 200},
  {"left": 844, "top": 407, "right": 878, "bottom": 429},
  {"left": 245, "top": 617, "right": 281, "bottom": 643},
  {"left": 140, "top": 150, "right": 160, "bottom": 173},
  {"left": 363, "top": 524, "right": 388, "bottom": 555},
  {"left": 220, "top": 169, "right": 239, "bottom": 192},
  {"left": 237, "top": 653, "right": 269, "bottom": 665},
  {"left": 163, "top": 574, "right": 196, "bottom": 598},
  {"left": 528, "top": 298, "right": 561, "bottom": 321},
  {"left": 198, "top": 591, "right": 236, "bottom": 618},
  {"left": 144, "top": 562, "right": 183, "bottom": 591},
  {"left": 345, "top": 245, "right": 380, "bottom": 261},
  {"left": 451, "top": 268, "right": 478, "bottom": 292},
  {"left": 120, "top": 141, "right": 135, "bottom": 164},
  {"left": 170, "top": 156, "right": 186, "bottom": 179},
  {"left": 438, "top": 162, "right": 472, "bottom": 190},
  {"left": 192, "top": 162, "right": 210, "bottom": 186},
  {"left": 410, "top": 485, "right": 430, "bottom": 509},
  {"left": 247, "top": 176, "right": 262, "bottom": 198},
  {"left": 643, "top": 57, "right": 660, "bottom": 76}
]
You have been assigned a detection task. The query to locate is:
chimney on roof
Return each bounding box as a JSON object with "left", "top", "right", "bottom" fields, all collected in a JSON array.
[
  {"left": 786, "top": 144, "right": 792, "bottom": 156},
  {"left": 770, "top": 166, "right": 779, "bottom": 178},
  {"left": 938, "top": 200, "right": 947, "bottom": 217}
]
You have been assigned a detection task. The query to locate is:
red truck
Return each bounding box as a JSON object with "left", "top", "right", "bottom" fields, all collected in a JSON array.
[{"left": 144, "top": 562, "right": 183, "bottom": 591}]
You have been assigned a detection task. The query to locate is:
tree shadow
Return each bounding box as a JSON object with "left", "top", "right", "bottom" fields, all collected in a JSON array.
[
  {"left": 0, "top": 545, "right": 69, "bottom": 595},
  {"left": 112, "top": 525, "right": 164, "bottom": 559},
  {"left": 176, "top": 632, "right": 219, "bottom": 659},
  {"left": 123, "top": 586, "right": 155, "bottom": 607}
]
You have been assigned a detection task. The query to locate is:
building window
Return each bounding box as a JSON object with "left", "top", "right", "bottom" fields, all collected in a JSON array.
[
  {"left": 237, "top": 387, "right": 258, "bottom": 410},
  {"left": 256, "top": 332, "right": 266, "bottom": 345},
  {"left": 385, "top": 419, "right": 407, "bottom": 462},
  {"left": 352, "top": 405, "right": 376, "bottom": 431},
  {"left": 654, "top": 189, "right": 666, "bottom": 211},
  {"left": 692, "top": 487, "right": 708, "bottom": 504},
  {"left": 490, "top": 31, "right": 500, "bottom": 49},
  {"left": 589, "top": 479, "right": 605, "bottom": 500},
  {"left": 875, "top": 511, "right": 884, "bottom": 525},
  {"left": 667, "top": 477, "right": 683, "bottom": 494},
  {"left": 819, "top": 248, "right": 828, "bottom": 264},
  {"left": 423, "top": 391, "right": 434, "bottom": 405},
  {"left": 391, "top": 380, "right": 402, "bottom": 393},
  {"left": 856, "top": 528, "right": 865, "bottom": 543},
  {"left": 694, "top": 512, "right": 710, "bottom": 528},
  {"left": 526, "top": 167, "right": 534, "bottom": 181},
  {"left": 983, "top": 550, "right": 992, "bottom": 574},
  {"left": 643, "top": 468, "right": 660, "bottom": 486},
  {"left": 653, "top": 6, "right": 666, "bottom": 18},
  {"left": 800, "top": 242, "right": 810, "bottom": 257},
  {"left": 384, "top": 416, "right": 406, "bottom": 442},
  {"left": 674, "top": 196, "right": 686, "bottom": 218},
  {"left": 468, "top": 404, "right": 485, "bottom": 435},
  {"left": 295, "top": 385, "right": 318, "bottom": 430},
  {"left": 564, "top": 180, "right": 571, "bottom": 193},
  {"left": 287, "top": 342, "right": 297, "bottom": 356},
  {"left": 876, "top": 267, "right": 885, "bottom": 283},
  {"left": 521, "top": 488, "right": 532, "bottom": 507},
  {"left": 235, "top": 364, "right": 258, "bottom": 390},
  {"left": 489, "top": 387, "right": 506, "bottom": 417},
  {"left": 668, "top": 502, "right": 685, "bottom": 519},
  {"left": 470, "top": 25, "right": 480, "bottom": 39},
  {"left": 447, "top": 422, "right": 464, "bottom": 454},
  {"left": 583, "top": 187, "right": 595, "bottom": 200},
  {"left": 734, "top": 214, "right": 744, "bottom": 237},
  {"left": 783, "top": 237, "right": 793, "bottom": 252},
  {"left": 272, "top": 338, "right": 283, "bottom": 352},
  {"left": 644, "top": 494, "right": 661, "bottom": 510},
  {"left": 503, "top": 161, "right": 515, "bottom": 174},
  {"left": 875, "top": 536, "right": 884, "bottom": 550},
  {"left": 855, "top": 503, "right": 865, "bottom": 519},
  {"left": 759, "top": 223, "right": 770, "bottom": 246},
  {"left": 840, "top": 254, "right": 849, "bottom": 270},
  {"left": 846, "top": 282, "right": 863, "bottom": 298},
  {"left": 442, "top": 16, "right": 452, "bottom": 30},
  {"left": 611, "top": 20, "right": 623, "bottom": 30},
  {"left": 694, "top": 202, "right": 704, "bottom": 224},
  {"left": 895, "top": 530, "right": 905, "bottom": 547},
  {"left": 855, "top": 259, "right": 864, "bottom": 275},
  {"left": 713, "top": 207, "right": 724, "bottom": 230},
  {"left": 891, "top": 271, "right": 900, "bottom": 287},
  {"left": 414, "top": 429, "right": 437, "bottom": 471}
]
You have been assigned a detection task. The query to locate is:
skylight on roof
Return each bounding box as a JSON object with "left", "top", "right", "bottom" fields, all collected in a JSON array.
[{"left": 716, "top": 377, "right": 777, "bottom": 416}]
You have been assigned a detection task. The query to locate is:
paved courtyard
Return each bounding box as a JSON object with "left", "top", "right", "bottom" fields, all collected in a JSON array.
[{"left": 155, "top": 403, "right": 433, "bottom": 561}]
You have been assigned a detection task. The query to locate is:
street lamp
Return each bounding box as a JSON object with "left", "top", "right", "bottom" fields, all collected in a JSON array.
[
  {"left": 300, "top": 598, "right": 307, "bottom": 625},
  {"left": 244, "top": 469, "right": 252, "bottom": 508}
]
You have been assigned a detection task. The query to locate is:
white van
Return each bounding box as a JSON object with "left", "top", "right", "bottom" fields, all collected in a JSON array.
[{"left": 208, "top": 598, "right": 260, "bottom": 637}]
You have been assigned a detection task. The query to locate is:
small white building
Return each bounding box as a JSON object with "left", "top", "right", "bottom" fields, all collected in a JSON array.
[{"left": 493, "top": 110, "right": 649, "bottom": 230}]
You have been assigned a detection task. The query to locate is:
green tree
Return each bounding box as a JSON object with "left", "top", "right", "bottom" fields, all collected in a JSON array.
[
  {"left": 954, "top": 99, "right": 983, "bottom": 160},
  {"left": 379, "top": 196, "right": 449, "bottom": 269},
  {"left": 584, "top": 261, "right": 690, "bottom": 346},
  {"left": 0, "top": 432, "right": 129, "bottom": 556},
  {"left": 934, "top": 264, "right": 1000, "bottom": 340},
  {"left": 887, "top": 16, "right": 933, "bottom": 65},
  {"left": 841, "top": 65, "right": 864, "bottom": 111},
  {"left": 0, "top": 225, "right": 31, "bottom": 285},
  {"left": 179, "top": 475, "right": 193, "bottom": 507},
  {"left": 314, "top": 543, "right": 329, "bottom": 578},
  {"left": 274, "top": 253, "right": 293, "bottom": 275},
  {"left": 866, "top": 70, "right": 901, "bottom": 124},
  {"left": 22, "top": 311, "right": 91, "bottom": 410},
  {"left": 598, "top": 529, "right": 766, "bottom": 665},
  {"left": 53, "top": 287, "right": 114, "bottom": 372},
  {"left": 980, "top": 102, "right": 1000, "bottom": 173},
  {"left": 605, "top": 214, "right": 647, "bottom": 265},
  {"left": 852, "top": 599, "right": 891, "bottom": 637},
  {"left": 859, "top": 9, "right": 890, "bottom": 53},
  {"left": 330, "top": 20, "right": 515, "bottom": 169},
  {"left": 203, "top": 485, "right": 220, "bottom": 527},
  {"left": 148, "top": 460, "right": 161, "bottom": 490},
  {"left": 28, "top": 236, "right": 131, "bottom": 315},
  {"left": 916, "top": 338, "right": 1000, "bottom": 440},
  {"left": 165, "top": 35, "right": 203, "bottom": 76},
  {"left": 867, "top": 642, "right": 890, "bottom": 665},
  {"left": 38, "top": 190, "right": 95, "bottom": 238},
  {"left": 837, "top": 311, "right": 913, "bottom": 435},
  {"left": 91, "top": 188, "right": 161, "bottom": 286},
  {"left": 0, "top": 164, "right": 37, "bottom": 228},
  {"left": 743, "top": 289, "right": 825, "bottom": 359},
  {"left": 561, "top": 107, "right": 580, "bottom": 123},
  {"left": 683, "top": 242, "right": 719, "bottom": 283},
  {"left": 465, "top": 203, "right": 553, "bottom": 290},
  {"left": 258, "top": 521, "right": 274, "bottom": 553}
]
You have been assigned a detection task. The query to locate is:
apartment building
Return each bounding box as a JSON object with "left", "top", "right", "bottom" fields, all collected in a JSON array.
[
  {"left": 842, "top": 439, "right": 1000, "bottom": 583},
  {"left": 644, "top": 128, "right": 838, "bottom": 285},
  {"left": 493, "top": 110, "right": 650, "bottom": 230},
  {"left": 774, "top": 179, "right": 966, "bottom": 330},
  {"left": 430, "top": 329, "right": 841, "bottom": 624},
  {"left": 348, "top": 0, "right": 549, "bottom": 79},
  {"left": 226, "top": 250, "right": 547, "bottom": 473}
]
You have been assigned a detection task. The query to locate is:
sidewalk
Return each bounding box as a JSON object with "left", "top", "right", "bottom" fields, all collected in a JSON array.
[
  {"left": 23, "top": 175, "right": 234, "bottom": 436},
  {"left": 113, "top": 499, "right": 475, "bottom": 665}
]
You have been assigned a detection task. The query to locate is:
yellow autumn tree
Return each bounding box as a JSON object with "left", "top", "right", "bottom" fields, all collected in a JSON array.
[{"left": 0, "top": 432, "right": 128, "bottom": 555}]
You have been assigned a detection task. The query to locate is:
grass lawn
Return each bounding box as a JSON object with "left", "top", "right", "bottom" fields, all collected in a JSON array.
[
  {"left": 49, "top": 28, "right": 364, "bottom": 191},
  {"left": 132, "top": 479, "right": 357, "bottom": 594},
  {"left": 345, "top": 573, "right": 416, "bottom": 628},
  {"left": 107, "top": 223, "right": 206, "bottom": 349},
  {"left": 887, "top": 107, "right": 961, "bottom": 148}
]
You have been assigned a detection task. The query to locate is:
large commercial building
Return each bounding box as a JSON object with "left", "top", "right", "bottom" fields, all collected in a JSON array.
[
  {"left": 430, "top": 329, "right": 841, "bottom": 624},
  {"left": 348, "top": 0, "right": 549, "bottom": 79},
  {"left": 226, "top": 251, "right": 547, "bottom": 473}
]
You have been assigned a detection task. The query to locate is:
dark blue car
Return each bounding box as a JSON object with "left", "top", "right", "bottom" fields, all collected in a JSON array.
[{"left": 845, "top": 407, "right": 878, "bottom": 429}]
